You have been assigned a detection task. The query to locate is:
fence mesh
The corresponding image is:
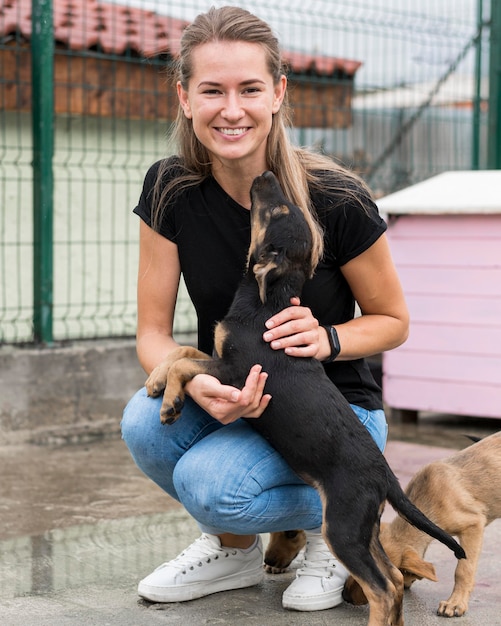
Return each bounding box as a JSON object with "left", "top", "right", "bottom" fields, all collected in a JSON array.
[{"left": 0, "top": 0, "right": 490, "bottom": 344}]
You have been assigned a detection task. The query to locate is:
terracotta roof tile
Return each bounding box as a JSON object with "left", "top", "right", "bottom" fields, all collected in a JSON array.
[
  {"left": 0, "top": 0, "right": 361, "bottom": 76},
  {"left": 283, "top": 50, "right": 361, "bottom": 77}
]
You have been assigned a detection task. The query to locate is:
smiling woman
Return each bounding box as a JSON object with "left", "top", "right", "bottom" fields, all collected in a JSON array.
[
  {"left": 121, "top": 4, "right": 409, "bottom": 613},
  {"left": 176, "top": 40, "right": 287, "bottom": 202}
]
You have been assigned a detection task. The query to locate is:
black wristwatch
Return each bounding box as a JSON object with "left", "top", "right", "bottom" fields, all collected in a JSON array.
[{"left": 322, "top": 325, "right": 341, "bottom": 363}]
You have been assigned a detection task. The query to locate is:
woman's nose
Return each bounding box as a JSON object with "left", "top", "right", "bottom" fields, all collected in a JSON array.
[{"left": 221, "top": 93, "right": 244, "bottom": 120}]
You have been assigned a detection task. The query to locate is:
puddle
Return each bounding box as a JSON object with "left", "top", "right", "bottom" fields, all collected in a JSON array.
[{"left": 0, "top": 511, "right": 199, "bottom": 599}]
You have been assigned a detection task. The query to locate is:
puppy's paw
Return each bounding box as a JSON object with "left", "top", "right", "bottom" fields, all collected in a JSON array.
[
  {"left": 160, "top": 396, "right": 184, "bottom": 425},
  {"left": 437, "top": 599, "right": 468, "bottom": 617},
  {"left": 145, "top": 364, "right": 170, "bottom": 397}
]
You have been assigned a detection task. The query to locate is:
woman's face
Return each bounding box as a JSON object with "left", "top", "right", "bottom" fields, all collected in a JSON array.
[{"left": 177, "top": 41, "right": 286, "bottom": 172}]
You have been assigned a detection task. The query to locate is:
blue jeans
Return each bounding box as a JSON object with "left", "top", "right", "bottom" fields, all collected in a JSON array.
[{"left": 121, "top": 387, "right": 388, "bottom": 535}]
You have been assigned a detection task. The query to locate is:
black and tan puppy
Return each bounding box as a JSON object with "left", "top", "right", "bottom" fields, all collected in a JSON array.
[
  {"left": 344, "top": 432, "right": 501, "bottom": 618},
  {"left": 146, "top": 171, "right": 465, "bottom": 626}
]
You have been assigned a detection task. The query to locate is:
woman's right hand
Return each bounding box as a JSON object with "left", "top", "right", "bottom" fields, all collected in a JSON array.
[{"left": 185, "top": 364, "right": 271, "bottom": 424}]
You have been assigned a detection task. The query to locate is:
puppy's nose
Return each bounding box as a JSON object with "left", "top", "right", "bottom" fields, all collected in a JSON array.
[{"left": 251, "top": 171, "right": 281, "bottom": 202}]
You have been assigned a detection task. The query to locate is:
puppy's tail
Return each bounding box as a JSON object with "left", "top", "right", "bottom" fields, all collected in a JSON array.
[{"left": 386, "top": 473, "right": 466, "bottom": 560}]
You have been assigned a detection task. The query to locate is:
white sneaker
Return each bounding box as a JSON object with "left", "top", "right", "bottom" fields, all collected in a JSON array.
[
  {"left": 138, "top": 533, "right": 264, "bottom": 603},
  {"left": 282, "top": 532, "right": 348, "bottom": 611}
]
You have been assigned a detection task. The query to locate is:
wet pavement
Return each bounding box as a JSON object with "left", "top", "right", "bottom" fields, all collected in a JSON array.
[{"left": 1, "top": 412, "right": 500, "bottom": 625}]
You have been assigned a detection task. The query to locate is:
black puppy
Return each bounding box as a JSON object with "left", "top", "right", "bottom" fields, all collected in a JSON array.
[{"left": 146, "top": 171, "right": 465, "bottom": 626}]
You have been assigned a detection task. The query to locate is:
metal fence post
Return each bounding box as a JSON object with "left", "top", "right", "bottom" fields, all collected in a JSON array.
[
  {"left": 32, "top": 0, "right": 54, "bottom": 344},
  {"left": 488, "top": 0, "right": 501, "bottom": 168},
  {"left": 472, "top": 0, "right": 484, "bottom": 170}
]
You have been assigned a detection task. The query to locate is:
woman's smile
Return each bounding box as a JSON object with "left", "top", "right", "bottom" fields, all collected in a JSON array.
[{"left": 217, "top": 127, "right": 250, "bottom": 137}]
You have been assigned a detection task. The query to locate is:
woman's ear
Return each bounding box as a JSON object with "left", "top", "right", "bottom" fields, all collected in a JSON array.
[
  {"left": 272, "top": 74, "right": 287, "bottom": 114},
  {"left": 177, "top": 81, "right": 192, "bottom": 119}
]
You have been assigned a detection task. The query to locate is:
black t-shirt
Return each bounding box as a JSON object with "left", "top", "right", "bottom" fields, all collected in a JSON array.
[{"left": 134, "top": 157, "right": 387, "bottom": 410}]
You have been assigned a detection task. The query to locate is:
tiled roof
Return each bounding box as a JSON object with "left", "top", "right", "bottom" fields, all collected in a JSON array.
[{"left": 0, "top": 0, "right": 362, "bottom": 77}]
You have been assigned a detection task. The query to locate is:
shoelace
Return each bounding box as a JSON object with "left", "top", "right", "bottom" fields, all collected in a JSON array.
[
  {"left": 297, "top": 536, "right": 338, "bottom": 578},
  {"left": 157, "top": 534, "right": 237, "bottom": 574}
]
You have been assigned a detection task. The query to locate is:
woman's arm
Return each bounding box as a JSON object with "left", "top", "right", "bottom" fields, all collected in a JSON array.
[
  {"left": 136, "top": 220, "right": 181, "bottom": 375},
  {"left": 335, "top": 233, "right": 409, "bottom": 360}
]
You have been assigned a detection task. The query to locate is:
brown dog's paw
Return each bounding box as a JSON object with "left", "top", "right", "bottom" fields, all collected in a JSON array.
[
  {"left": 437, "top": 599, "right": 468, "bottom": 617},
  {"left": 264, "top": 530, "right": 306, "bottom": 574}
]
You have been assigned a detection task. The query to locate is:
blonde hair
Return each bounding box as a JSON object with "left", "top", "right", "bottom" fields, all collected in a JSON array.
[{"left": 154, "top": 5, "right": 371, "bottom": 269}]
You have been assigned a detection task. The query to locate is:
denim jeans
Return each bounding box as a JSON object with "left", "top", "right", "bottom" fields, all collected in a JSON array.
[{"left": 121, "top": 387, "right": 388, "bottom": 535}]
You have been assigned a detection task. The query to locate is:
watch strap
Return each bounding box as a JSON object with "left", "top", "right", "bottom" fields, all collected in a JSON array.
[{"left": 322, "top": 325, "right": 340, "bottom": 363}]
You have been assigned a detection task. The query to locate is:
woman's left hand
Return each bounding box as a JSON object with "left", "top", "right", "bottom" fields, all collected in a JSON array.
[{"left": 263, "top": 297, "right": 324, "bottom": 359}]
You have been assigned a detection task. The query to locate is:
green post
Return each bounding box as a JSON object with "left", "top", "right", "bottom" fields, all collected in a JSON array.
[
  {"left": 471, "top": 0, "right": 484, "bottom": 170},
  {"left": 32, "top": 0, "right": 54, "bottom": 344},
  {"left": 488, "top": 0, "right": 501, "bottom": 168}
]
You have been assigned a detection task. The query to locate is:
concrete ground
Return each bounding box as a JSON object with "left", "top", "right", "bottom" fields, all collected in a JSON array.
[{"left": 1, "top": 412, "right": 500, "bottom": 626}]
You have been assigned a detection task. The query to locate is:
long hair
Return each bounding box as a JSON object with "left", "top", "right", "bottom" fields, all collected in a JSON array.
[{"left": 153, "top": 5, "right": 371, "bottom": 269}]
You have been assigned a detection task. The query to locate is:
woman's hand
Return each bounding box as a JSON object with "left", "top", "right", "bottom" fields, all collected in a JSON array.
[
  {"left": 185, "top": 364, "right": 271, "bottom": 424},
  {"left": 263, "top": 297, "right": 329, "bottom": 360}
]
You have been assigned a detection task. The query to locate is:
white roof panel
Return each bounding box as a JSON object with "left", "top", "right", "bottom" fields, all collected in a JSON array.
[{"left": 377, "top": 171, "right": 501, "bottom": 215}]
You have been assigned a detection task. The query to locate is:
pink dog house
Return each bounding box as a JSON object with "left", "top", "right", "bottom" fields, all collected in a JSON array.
[{"left": 378, "top": 171, "right": 501, "bottom": 422}]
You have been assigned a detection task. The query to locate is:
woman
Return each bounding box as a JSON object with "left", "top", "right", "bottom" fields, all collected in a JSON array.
[{"left": 121, "top": 5, "right": 409, "bottom": 612}]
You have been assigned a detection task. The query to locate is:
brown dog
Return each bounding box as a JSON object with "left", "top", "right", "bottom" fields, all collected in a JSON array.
[
  {"left": 344, "top": 432, "right": 501, "bottom": 617},
  {"left": 146, "top": 171, "right": 465, "bottom": 625}
]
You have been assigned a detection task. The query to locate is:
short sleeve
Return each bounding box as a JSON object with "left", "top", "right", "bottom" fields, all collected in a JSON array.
[
  {"left": 132, "top": 157, "right": 181, "bottom": 242},
  {"left": 313, "top": 177, "right": 387, "bottom": 266}
]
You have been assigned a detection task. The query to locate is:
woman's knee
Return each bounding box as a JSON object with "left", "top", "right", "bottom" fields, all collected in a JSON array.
[
  {"left": 121, "top": 387, "right": 174, "bottom": 477},
  {"left": 121, "top": 387, "right": 160, "bottom": 442},
  {"left": 172, "top": 421, "right": 265, "bottom": 530},
  {"left": 122, "top": 391, "right": 224, "bottom": 492}
]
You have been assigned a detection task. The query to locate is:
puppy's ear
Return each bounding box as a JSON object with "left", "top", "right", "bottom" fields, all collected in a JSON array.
[
  {"left": 401, "top": 547, "right": 438, "bottom": 583},
  {"left": 271, "top": 204, "right": 290, "bottom": 219},
  {"left": 253, "top": 250, "right": 286, "bottom": 303},
  {"left": 253, "top": 258, "right": 276, "bottom": 303}
]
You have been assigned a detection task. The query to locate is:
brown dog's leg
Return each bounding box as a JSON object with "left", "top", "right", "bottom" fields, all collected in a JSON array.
[
  {"left": 264, "top": 530, "right": 306, "bottom": 573},
  {"left": 437, "top": 526, "right": 480, "bottom": 617}
]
